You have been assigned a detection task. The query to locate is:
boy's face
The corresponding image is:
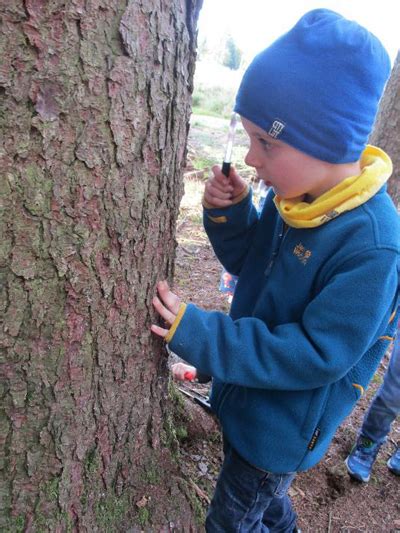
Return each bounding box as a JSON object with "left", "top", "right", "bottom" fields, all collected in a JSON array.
[{"left": 242, "top": 117, "right": 330, "bottom": 200}]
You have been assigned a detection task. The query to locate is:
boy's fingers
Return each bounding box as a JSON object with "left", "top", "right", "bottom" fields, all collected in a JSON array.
[
  {"left": 151, "top": 281, "right": 181, "bottom": 338},
  {"left": 210, "top": 166, "right": 234, "bottom": 189},
  {"left": 208, "top": 165, "right": 247, "bottom": 202},
  {"left": 157, "top": 281, "right": 181, "bottom": 315},
  {"left": 151, "top": 324, "right": 169, "bottom": 337},
  {"left": 230, "top": 175, "right": 247, "bottom": 194},
  {"left": 211, "top": 164, "right": 232, "bottom": 178},
  {"left": 204, "top": 185, "right": 232, "bottom": 202},
  {"left": 227, "top": 166, "right": 247, "bottom": 195},
  {"left": 206, "top": 181, "right": 233, "bottom": 196},
  {"left": 204, "top": 185, "right": 233, "bottom": 204},
  {"left": 152, "top": 296, "right": 176, "bottom": 325},
  {"left": 204, "top": 182, "right": 234, "bottom": 207},
  {"left": 205, "top": 198, "right": 233, "bottom": 208},
  {"left": 204, "top": 191, "right": 233, "bottom": 207}
]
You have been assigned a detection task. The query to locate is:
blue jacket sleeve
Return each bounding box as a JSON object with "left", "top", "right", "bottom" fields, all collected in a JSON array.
[
  {"left": 168, "top": 249, "right": 398, "bottom": 390},
  {"left": 203, "top": 188, "right": 259, "bottom": 275}
]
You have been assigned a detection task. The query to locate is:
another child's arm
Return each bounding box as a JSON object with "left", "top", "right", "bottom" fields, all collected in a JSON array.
[
  {"left": 171, "top": 362, "right": 197, "bottom": 381},
  {"left": 171, "top": 362, "right": 211, "bottom": 383}
]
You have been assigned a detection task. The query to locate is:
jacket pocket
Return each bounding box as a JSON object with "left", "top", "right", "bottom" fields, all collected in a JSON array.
[
  {"left": 300, "top": 386, "right": 330, "bottom": 441},
  {"left": 300, "top": 374, "right": 361, "bottom": 444},
  {"left": 304, "top": 375, "right": 360, "bottom": 446}
]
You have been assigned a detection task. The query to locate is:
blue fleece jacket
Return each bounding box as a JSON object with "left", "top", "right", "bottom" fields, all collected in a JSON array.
[{"left": 168, "top": 183, "right": 399, "bottom": 473}]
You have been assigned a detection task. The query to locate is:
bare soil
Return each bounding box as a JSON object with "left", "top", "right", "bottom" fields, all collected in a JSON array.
[{"left": 170, "top": 117, "right": 400, "bottom": 532}]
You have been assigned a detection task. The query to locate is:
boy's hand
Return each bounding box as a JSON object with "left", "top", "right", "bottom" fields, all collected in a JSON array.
[
  {"left": 204, "top": 165, "right": 247, "bottom": 208},
  {"left": 171, "top": 362, "right": 197, "bottom": 382},
  {"left": 151, "top": 280, "right": 181, "bottom": 338}
]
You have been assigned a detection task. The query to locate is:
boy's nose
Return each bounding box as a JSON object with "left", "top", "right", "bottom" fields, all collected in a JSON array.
[{"left": 245, "top": 149, "right": 259, "bottom": 169}]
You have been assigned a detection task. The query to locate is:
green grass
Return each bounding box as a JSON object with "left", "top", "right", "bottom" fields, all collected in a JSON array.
[
  {"left": 179, "top": 178, "right": 204, "bottom": 223},
  {"left": 192, "top": 107, "right": 227, "bottom": 119},
  {"left": 192, "top": 155, "right": 215, "bottom": 170},
  {"left": 137, "top": 507, "right": 150, "bottom": 527},
  {"left": 187, "top": 114, "right": 254, "bottom": 183},
  {"left": 192, "top": 84, "right": 236, "bottom": 119}
]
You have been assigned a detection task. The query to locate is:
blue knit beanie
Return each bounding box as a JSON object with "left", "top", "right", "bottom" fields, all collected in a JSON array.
[{"left": 234, "top": 9, "right": 391, "bottom": 163}]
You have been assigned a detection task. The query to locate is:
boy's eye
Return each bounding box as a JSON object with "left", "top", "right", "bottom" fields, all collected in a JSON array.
[{"left": 258, "top": 137, "right": 272, "bottom": 150}]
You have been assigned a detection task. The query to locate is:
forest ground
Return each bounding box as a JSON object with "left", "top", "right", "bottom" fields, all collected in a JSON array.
[{"left": 170, "top": 115, "right": 400, "bottom": 532}]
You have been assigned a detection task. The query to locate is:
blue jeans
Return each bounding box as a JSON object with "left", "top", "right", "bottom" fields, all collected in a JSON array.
[
  {"left": 361, "top": 333, "right": 400, "bottom": 444},
  {"left": 206, "top": 442, "right": 297, "bottom": 532}
]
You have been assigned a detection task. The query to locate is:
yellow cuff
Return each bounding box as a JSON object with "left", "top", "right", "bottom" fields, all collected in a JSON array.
[
  {"left": 207, "top": 215, "right": 227, "bottom": 224},
  {"left": 165, "top": 303, "right": 187, "bottom": 344},
  {"left": 202, "top": 184, "right": 250, "bottom": 209}
]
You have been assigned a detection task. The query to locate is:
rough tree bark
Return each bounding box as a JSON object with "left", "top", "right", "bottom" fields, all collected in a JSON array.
[
  {"left": 0, "top": 1, "right": 203, "bottom": 530},
  {"left": 370, "top": 51, "right": 400, "bottom": 208}
]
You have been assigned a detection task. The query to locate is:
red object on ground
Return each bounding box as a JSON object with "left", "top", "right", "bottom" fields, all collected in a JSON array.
[{"left": 184, "top": 371, "right": 195, "bottom": 381}]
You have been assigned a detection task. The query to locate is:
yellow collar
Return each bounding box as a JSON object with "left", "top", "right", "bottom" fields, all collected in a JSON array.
[{"left": 273, "top": 146, "right": 392, "bottom": 228}]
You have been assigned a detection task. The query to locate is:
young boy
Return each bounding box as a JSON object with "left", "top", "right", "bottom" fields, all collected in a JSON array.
[{"left": 152, "top": 9, "right": 400, "bottom": 531}]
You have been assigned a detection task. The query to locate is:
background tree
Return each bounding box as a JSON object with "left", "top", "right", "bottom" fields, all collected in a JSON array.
[
  {"left": 222, "top": 35, "right": 242, "bottom": 71},
  {"left": 0, "top": 0, "right": 202, "bottom": 530},
  {"left": 197, "top": 35, "right": 210, "bottom": 61},
  {"left": 370, "top": 51, "right": 400, "bottom": 207}
]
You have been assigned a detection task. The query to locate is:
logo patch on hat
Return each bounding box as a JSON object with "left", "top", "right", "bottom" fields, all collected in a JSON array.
[{"left": 268, "top": 119, "right": 285, "bottom": 138}]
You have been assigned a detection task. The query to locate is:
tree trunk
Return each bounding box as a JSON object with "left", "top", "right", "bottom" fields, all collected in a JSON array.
[
  {"left": 0, "top": 1, "right": 202, "bottom": 530},
  {"left": 370, "top": 51, "right": 400, "bottom": 208}
]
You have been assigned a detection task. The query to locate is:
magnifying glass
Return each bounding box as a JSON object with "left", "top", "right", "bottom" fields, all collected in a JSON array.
[{"left": 221, "top": 112, "right": 239, "bottom": 177}]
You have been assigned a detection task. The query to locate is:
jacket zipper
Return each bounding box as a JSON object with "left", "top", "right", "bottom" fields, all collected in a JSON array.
[{"left": 264, "top": 221, "right": 289, "bottom": 277}]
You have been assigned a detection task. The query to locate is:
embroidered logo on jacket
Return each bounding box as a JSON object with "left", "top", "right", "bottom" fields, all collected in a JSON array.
[{"left": 293, "top": 243, "right": 312, "bottom": 265}]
